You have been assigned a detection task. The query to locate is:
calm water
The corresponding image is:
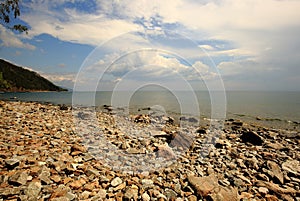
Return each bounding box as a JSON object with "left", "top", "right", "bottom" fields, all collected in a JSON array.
[{"left": 1, "top": 91, "right": 300, "bottom": 129}]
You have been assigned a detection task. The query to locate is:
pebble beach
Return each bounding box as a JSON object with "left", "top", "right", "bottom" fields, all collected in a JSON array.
[{"left": 0, "top": 100, "right": 299, "bottom": 201}]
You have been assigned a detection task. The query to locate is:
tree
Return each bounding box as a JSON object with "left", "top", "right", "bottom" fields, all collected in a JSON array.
[{"left": 0, "top": 0, "right": 28, "bottom": 33}]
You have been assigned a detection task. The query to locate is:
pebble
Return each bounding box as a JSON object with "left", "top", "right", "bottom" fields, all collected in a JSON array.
[
  {"left": 0, "top": 100, "right": 299, "bottom": 200},
  {"left": 111, "top": 177, "right": 123, "bottom": 187}
]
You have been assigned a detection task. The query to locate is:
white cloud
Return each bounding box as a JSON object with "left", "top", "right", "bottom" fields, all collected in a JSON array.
[
  {"left": 41, "top": 72, "right": 76, "bottom": 89},
  {"left": 0, "top": 25, "right": 36, "bottom": 50},
  {"left": 14, "top": 0, "right": 300, "bottom": 90}
]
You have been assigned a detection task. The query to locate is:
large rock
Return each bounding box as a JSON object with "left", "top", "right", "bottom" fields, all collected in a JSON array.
[
  {"left": 240, "top": 131, "right": 264, "bottom": 145},
  {"left": 188, "top": 174, "right": 239, "bottom": 201}
]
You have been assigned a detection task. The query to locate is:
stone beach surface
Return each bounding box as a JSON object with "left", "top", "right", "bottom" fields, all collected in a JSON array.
[{"left": 0, "top": 100, "right": 299, "bottom": 201}]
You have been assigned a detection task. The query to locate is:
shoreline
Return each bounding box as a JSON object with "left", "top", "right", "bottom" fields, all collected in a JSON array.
[{"left": 0, "top": 100, "right": 299, "bottom": 200}]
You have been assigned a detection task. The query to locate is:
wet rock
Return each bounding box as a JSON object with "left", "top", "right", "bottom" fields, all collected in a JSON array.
[{"left": 240, "top": 131, "right": 264, "bottom": 145}]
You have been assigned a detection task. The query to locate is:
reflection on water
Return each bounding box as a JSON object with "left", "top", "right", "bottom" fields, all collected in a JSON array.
[{"left": 1, "top": 91, "right": 300, "bottom": 130}]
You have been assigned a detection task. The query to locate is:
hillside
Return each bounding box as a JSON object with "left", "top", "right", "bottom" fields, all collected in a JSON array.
[{"left": 0, "top": 59, "right": 66, "bottom": 92}]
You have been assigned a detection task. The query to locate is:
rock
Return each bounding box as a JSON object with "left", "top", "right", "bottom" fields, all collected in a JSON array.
[
  {"left": 50, "top": 184, "right": 70, "bottom": 199},
  {"left": 142, "top": 192, "right": 151, "bottom": 201},
  {"left": 134, "top": 114, "right": 151, "bottom": 124},
  {"left": 188, "top": 174, "right": 238, "bottom": 201},
  {"left": 25, "top": 181, "right": 42, "bottom": 200},
  {"left": 196, "top": 128, "right": 206, "bottom": 134},
  {"left": 5, "top": 158, "right": 20, "bottom": 169},
  {"left": 141, "top": 179, "right": 154, "bottom": 189},
  {"left": 258, "top": 187, "right": 269, "bottom": 195},
  {"left": 267, "top": 161, "right": 284, "bottom": 184},
  {"left": 111, "top": 177, "right": 123, "bottom": 187},
  {"left": 165, "top": 189, "right": 177, "bottom": 200},
  {"left": 188, "top": 195, "right": 197, "bottom": 201},
  {"left": 282, "top": 160, "right": 300, "bottom": 176},
  {"left": 59, "top": 104, "right": 68, "bottom": 110},
  {"left": 210, "top": 186, "right": 239, "bottom": 201},
  {"left": 8, "top": 171, "right": 28, "bottom": 186},
  {"left": 124, "top": 185, "right": 138, "bottom": 200},
  {"left": 240, "top": 131, "right": 264, "bottom": 145},
  {"left": 232, "top": 121, "right": 243, "bottom": 126},
  {"left": 188, "top": 174, "right": 218, "bottom": 197},
  {"left": 255, "top": 180, "right": 297, "bottom": 196},
  {"left": 69, "top": 178, "right": 86, "bottom": 190},
  {"left": 39, "top": 167, "right": 52, "bottom": 185},
  {"left": 265, "top": 194, "right": 279, "bottom": 201}
]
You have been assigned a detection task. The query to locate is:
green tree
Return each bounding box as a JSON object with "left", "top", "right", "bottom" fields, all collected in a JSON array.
[{"left": 0, "top": 0, "right": 28, "bottom": 33}]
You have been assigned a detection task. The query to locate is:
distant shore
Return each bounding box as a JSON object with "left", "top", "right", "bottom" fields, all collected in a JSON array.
[{"left": 0, "top": 100, "right": 299, "bottom": 200}]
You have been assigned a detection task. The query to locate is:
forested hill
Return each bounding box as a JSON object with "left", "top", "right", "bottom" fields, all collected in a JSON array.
[{"left": 0, "top": 59, "right": 66, "bottom": 92}]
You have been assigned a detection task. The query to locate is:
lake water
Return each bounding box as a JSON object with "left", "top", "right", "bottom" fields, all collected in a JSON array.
[{"left": 1, "top": 91, "right": 300, "bottom": 130}]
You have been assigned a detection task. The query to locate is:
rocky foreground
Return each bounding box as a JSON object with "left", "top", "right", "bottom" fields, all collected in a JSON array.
[{"left": 0, "top": 101, "right": 299, "bottom": 201}]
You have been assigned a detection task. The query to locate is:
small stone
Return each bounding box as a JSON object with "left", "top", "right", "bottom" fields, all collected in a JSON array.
[
  {"left": 165, "top": 189, "right": 177, "bottom": 200},
  {"left": 124, "top": 185, "right": 138, "bottom": 200},
  {"left": 142, "top": 192, "right": 151, "bottom": 201},
  {"left": 80, "top": 191, "right": 91, "bottom": 199},
  {"left": 111, "top": 177, "right": 123, "bottom": 187},
  {"left": 65, "top": 192, "right": 76, "bottom": 200},
  {"left": 69, "top": 178, "right": 86, "bottom": 189},
  {"left": 114, "top": 182, "right": 126, "bottom": 191},
  {"left": 258, "top": 187, "right": 269, "bottom": 195},
  {"left": 141, "top": 179, "right": 154, "bottom": 189},
  {"left": 188, "top": 195, "right": 197, "bottom": 201}
]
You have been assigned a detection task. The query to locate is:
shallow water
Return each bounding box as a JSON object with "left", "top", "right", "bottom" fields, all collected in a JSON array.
[{"left": 1, "top": 90, "right": 300, "bottom": 130}]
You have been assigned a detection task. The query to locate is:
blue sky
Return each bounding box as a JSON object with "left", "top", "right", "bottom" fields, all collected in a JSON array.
[{"left": 0, "top": 0, "right": 300, "bottom": 91}]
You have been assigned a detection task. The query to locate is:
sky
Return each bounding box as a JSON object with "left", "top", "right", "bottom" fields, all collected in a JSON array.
[{"left": 0, "top": 0, "right": 300, "bottom": 91}]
